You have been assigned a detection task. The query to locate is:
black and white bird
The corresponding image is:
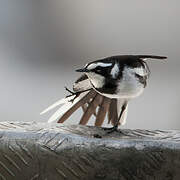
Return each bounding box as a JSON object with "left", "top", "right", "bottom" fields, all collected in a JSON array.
[{"left": 40, "top": 55, "right": 166, "bottom": 132}]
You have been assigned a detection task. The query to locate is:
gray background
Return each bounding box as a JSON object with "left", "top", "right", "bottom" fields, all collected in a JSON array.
[{"left": 0, "top": 0, "right": 179, "bottom": 129}]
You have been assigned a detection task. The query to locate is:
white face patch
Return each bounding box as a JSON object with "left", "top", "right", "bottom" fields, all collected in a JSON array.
[
  {"left": 111, "top": 63, "right": 119, "bottom": 78},
  {"left": 86, "top": 62, "right": 112, "bottom": 70}
]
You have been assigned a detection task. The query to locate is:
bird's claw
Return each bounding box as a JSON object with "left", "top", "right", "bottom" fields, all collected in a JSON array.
[
  {"left": 93, "top": 134, "right": 102, "bottom": 138},
  {"left": 65, "top": 87, "right": 80, "bottom": 103},
  {"left": 103, "top": 125, "right": 126, "bottom": 135},
  {"left": 65, "top": 87, "right": 74, "bottom": 95}
]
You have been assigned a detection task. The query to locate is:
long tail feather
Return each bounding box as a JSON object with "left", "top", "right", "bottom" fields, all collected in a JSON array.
[{"left": 137, "top": 55, "right": 167, "bottom": 60}]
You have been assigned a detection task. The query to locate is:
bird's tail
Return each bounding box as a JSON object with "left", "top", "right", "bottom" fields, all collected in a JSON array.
[
  {"left": 40, "top": 89, "right": 128, "bottom": 127},
  {"left": 136, "top": 55, "right": 167, "bottom": 60}
]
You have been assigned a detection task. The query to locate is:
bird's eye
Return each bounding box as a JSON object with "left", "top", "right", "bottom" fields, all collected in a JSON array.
[{"left": 95, "top": 67, "right": 101, "bottom": 72}]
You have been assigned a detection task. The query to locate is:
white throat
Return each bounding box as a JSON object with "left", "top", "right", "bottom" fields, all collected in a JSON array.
[{"left": 86, "top": 72, "right": 105, "bottom": 88}]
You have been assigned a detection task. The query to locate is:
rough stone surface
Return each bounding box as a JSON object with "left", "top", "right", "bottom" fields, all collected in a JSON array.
[{"left": 0, "top": 122, "right": 179, "bottom": 179}]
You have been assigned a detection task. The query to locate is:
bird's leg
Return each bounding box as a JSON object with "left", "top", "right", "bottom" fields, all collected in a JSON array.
[
  {"left": 64, "top": 86, "right": 80, "bottom": 103},
  {"left": 103, "top": 124, "right": 119, "bottom": 133},
  {"left": 104, "top": 102, "right": 127, "bottom": 134},
  {"left": 65, "top": 87, "right": 92, "bottom": 103},
  {"left": 65, "top": 87, "right": 82, "bottom": 103},
  {"left": 65, "top": 87, "right": 75, "bottom": 96}
]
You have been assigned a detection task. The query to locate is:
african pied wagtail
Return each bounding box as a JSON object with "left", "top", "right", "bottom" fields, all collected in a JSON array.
[{"left": 40, "top": 55, "right": 166, "bottom": 133}]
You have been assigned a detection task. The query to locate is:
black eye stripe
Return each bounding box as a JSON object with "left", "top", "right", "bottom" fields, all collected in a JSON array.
[
  {"left": 95, "top": 66, "right": 101, "bottom": 70},
  {"left": 95, "top": 65, "right": 110, "bottom": 70}
]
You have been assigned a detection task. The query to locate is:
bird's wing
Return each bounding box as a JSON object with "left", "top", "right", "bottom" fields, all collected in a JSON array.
[
  {"left": 40, "top": 74, "right": 128, "bottom": 127},
  {"left": 117, "top": 99, "right": 128, "bottom": 125},
  {"left": 108, "top": 99, "right": 128, "bottom": 126},
  {"left": 57, "top": 89, "right": 97, "bottom": 124},
  {"left": 73, "top": 74, "right": 92, "bottom": 92},
  {"left": 40, "top": 74, "right": 94, "bottom": 123}
]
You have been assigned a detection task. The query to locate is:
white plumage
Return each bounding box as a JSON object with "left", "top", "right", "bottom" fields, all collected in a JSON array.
[
  {"left": 87, "top": 62, "right": 112, "bottom": 70},
  {"left": 41, "top": 91, "right": 89, "bottom": 123},
  {"left": 40, "top": 95, "right": 75, "bottom": 115},
  {"left": 111, "top": 63, "right": 119, "bottom": 78}
]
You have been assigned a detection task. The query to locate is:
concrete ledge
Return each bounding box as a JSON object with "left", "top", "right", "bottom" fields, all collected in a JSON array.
[{"left": 0, "top": 122, "right": 179, "bottom": 179}]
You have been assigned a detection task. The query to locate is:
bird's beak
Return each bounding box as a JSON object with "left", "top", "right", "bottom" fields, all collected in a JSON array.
[{"left": 76, "top": 68, "right": 90, "bottom": 73}]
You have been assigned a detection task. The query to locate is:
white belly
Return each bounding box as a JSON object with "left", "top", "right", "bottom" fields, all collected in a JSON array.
[
  {"left": 99, "top": 67, "right": 146, "bottom": 99},
  {"left": 116, "top": 80, "right": 145, "bottom": 99},
  {"left": 99, "top": 86, "right": 144, "bottom": 99},
  {"left": 115, "top": 67, "right": 146, "bottom": 99}
]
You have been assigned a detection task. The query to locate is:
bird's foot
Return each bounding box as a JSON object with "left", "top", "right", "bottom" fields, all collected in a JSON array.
[
  {"left": 103, "top": 125, "right": 125, "bottom": 135},
  {"left": 65, "top": 87, "right": 80, "bottom": 103},
  {"left": 93, "top": 134, "right": 102, "bottom": 138},
  {"left": 103, "top": 125, "right": 118, "bottom": 134},
  {"left": 93, "top": 126, "right": 125, "bottom": 138},
  {"left": 65, "top": 86, "right": 75, "bottom": 95}
]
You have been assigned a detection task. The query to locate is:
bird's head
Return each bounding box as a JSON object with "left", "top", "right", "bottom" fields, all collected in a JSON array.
[{"left": 76, "top": 61, "right": 116, "bottom": 88}]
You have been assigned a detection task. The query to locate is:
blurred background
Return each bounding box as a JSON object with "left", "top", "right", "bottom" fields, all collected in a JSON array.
[{"left": 0, "top": 0, "right": 179, "bottom": 129}]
